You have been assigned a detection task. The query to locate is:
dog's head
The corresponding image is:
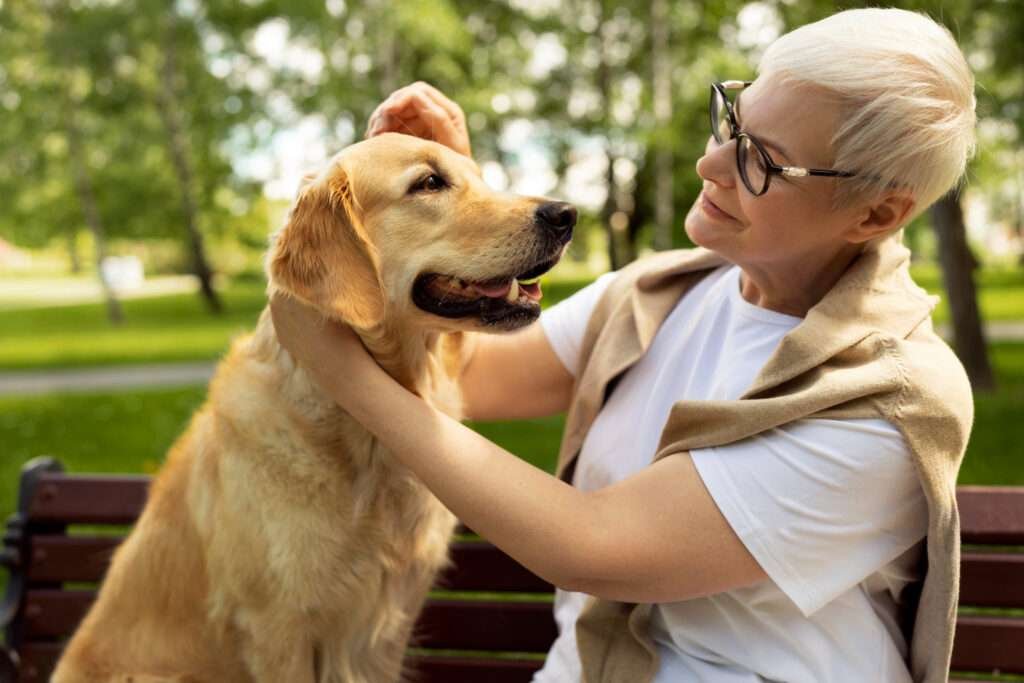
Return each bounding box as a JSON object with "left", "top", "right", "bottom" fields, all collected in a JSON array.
[{"left": 268, "top": 133, "right": 574, "bottom": 332}]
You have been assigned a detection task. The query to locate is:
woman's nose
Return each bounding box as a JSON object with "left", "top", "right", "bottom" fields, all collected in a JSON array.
[{"left": 695, "top": 135, "right": 736, "bottom": 189}]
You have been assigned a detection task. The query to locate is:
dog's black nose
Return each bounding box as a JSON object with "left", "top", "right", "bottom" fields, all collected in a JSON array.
[{"left": 536, "top": 202, "right": 577, "bottom": 240}]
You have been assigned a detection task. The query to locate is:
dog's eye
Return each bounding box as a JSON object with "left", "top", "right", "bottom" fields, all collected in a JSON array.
[{"left": 410, "top": 173, "right": 448, "bottom": 194}]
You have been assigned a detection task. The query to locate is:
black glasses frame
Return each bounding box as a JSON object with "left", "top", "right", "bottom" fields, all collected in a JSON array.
[{"left": 710, "top": 80, "right": 856, "bottom": 196}]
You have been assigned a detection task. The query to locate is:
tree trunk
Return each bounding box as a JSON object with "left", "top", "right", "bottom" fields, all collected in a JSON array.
[
  {"left": 67, "top": 229, "right": 81, "bottom": 274},
  {"left": 1016, "top": 148, "right": 1024, "bottom": 266},
  {"left": 596, "top": 0, "right": 622, "bottom": 270},
  {"left": 157, "top": 11, "right": 222, "bottom": 313},
  {"left": 65, "top": 110, "right": 123, "bottom": 325},
  {"left": 50, "top": 3, "right": 121, "bottom": 324},
  {"left": 601, "top": 148, "right": 622, "bottom": 270},
  {"left": 651, "top": 0, "right": 673, "bottom": 251},
  {"left": 930, "top": 189, "right": 995, "bottom": 392}
]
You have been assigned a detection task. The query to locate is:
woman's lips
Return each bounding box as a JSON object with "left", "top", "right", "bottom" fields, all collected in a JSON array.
[{"left": 700, "top": 192, "right": 735, "bottom": 221}]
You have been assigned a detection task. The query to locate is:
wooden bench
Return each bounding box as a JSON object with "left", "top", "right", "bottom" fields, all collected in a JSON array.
[{"left": 2, "top": 456, "right": 1022, "bottom": 682}]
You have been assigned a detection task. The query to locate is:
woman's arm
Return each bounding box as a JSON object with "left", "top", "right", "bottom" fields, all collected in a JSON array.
[
  {"left": 460, "top": 323, "right": 575, "bottom": 421},
  {"left": 271, "top": 297, "right": 767, "bottom": 602}
]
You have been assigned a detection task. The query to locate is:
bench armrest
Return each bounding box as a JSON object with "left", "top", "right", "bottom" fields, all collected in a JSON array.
[{"left": 0, "top": 645, "right": 17, "bottom": 681}]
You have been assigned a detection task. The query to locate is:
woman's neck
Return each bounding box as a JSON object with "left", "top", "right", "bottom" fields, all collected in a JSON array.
[{"left": 738, "top": 242, "right": 864, "bottom": 317}]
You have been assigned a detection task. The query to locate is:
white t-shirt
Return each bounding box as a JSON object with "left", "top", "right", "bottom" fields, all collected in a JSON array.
[{"left": 533, "top": 264, "right": 928, "bottom": 683}]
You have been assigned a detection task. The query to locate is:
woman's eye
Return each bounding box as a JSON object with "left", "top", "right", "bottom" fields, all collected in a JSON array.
[{"left": 411, "top": 174, "right": 447, "bottom": 193}]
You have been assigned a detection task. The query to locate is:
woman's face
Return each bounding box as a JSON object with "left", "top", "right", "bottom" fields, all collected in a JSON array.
[{"left": 684, "top": 76, "right": 866, "bottom": 274}]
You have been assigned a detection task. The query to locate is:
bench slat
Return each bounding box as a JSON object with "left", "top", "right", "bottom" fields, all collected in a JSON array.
[
  {"left": 415, "top": 599, "right": 557, "bottom": 652},
  {"left": 22, "top": 590, "right": 92, "bottom": 638},
  {"left": 441, "top": 542, "right": 553, "bottom": 593},
  {"left": 21, "top": 536, "right": 555, "bottom": 593},
  {"left": 26, "top": 536, "right": 120, "bottom": 584},
  {"left": 407, "top": 654, "right": 542, "bottom": 683},
  {"left": 21, "top": 590, "right": 557, "bottom": 653},
  {"left": 958, "top": 486, "right": 1024, "bottom": 545},
  {"left": 951, "top": 616, "right": 1024, "bottom": 674},
  {"left": 27, "top": 474, "right": 149, "bottom": 525},
  {"left": 959, "top": 552, "right": 1024, "bottom": 608}
]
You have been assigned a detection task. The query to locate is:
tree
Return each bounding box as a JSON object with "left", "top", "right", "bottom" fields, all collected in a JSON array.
[
  {"left": 932, "top": 188, "right": 995, "bottom": 390},
  {"left": 151, "top": 6, "right": 222, "bottom": 313}
]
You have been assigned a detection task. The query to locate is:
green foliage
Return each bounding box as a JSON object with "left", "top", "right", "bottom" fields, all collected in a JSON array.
[{"left": 2, "top": 0, "right": 1021, "bottom": 267}]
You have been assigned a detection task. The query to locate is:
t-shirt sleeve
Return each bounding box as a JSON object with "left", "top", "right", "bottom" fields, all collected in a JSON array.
[
  {"left": 689, "top": 418, "right": 928, "bottom": 617},
  {"left": 539, "top": 271, "right": 619, "bottom": 377}
]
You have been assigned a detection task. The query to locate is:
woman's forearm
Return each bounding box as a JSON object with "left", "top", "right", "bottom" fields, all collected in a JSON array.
[{"left": 324, "top": 356, "right": 596, "bottom": 589}]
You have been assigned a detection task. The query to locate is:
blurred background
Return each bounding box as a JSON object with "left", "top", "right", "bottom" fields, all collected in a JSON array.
[{"left": 1, "top": 0, "right": 1022, "bottom": 543}]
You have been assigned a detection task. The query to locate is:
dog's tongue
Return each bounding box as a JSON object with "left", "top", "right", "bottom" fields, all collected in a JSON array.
[{"left": 472, "top": 280, "right": 512, "bottom": 298}]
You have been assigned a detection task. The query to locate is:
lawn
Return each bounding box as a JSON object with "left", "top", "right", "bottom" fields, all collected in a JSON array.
[
  {"left": 0, "top": 277, "right": 597, "bottom": 371},
  {"left": 0, "top": 264, "right": 1022, "bottom": 370}
]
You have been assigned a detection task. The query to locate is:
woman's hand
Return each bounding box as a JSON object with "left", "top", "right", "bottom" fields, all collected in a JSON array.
[
  {"left": 366, "top": 81, "right": 472, "bottom": 158},
  {"left": 269, "top": 294, "right": 381, "bottom": 407}
]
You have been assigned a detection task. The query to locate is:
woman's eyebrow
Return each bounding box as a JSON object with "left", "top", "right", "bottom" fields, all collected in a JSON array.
[{"left": 735, "top": 91, "right": 795, "bottom": 164}]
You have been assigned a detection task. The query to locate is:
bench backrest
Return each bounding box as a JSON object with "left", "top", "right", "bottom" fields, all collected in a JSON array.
[
  {"left": 0, "top": 457, "right": 554, "bottom": 682},
  {"left": 2, "top": 457, "right": 1022, "bottom": 682}
]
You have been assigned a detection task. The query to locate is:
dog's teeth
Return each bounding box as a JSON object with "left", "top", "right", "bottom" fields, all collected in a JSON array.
[{"left": 505, "top": 280, "right": 519, "bottom": 303}]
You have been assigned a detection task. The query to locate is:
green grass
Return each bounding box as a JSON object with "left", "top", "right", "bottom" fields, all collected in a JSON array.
[
  {"left": 0, "top": 264, "right": 1021, "bottom": 371},
  {"left": 0, "top": 283, "right": 268, "bottom": 370},
  {"left": 0, "top": 278, "right": 597, "bottom": 371},
  {"left": 910, "top": 264, "right": 1024, "bottom": 326},
  {"left": 958, "top": 342, "right": 1024, "bottom": 485}
]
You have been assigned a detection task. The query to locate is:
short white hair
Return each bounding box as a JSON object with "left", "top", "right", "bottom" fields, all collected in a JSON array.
[{"left": 758, "top": 8, "right": 976, "bottom": 215}]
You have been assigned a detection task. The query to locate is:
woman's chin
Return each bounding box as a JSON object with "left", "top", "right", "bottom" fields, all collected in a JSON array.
[{"left": 684, "top": 211, "right": 721, "bottom": 250}]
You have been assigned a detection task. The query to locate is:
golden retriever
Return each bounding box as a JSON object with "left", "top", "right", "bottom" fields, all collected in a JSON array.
[{"left": 51, "top": 132, "right": 575, "bottom": 683}]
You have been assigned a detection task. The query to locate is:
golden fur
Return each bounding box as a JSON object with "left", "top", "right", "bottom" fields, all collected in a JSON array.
[{"left": 52, "top": 133, "right": 569, "bottom": 683}]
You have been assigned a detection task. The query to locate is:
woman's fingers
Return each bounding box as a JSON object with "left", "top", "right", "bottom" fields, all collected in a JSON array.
[
  {"left": 366, "top": 82, "right": 472, "bottom": 157},
  {"left": 415, "top": 82, "right": 468, "bottom": 130}
]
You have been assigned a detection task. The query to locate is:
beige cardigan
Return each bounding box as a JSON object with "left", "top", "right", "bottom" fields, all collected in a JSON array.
[{"left": 554, "top": 239, "right": 973, "bottom": 683}]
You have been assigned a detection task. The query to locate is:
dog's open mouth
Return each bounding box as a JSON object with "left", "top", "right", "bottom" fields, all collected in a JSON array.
[{"left": 412, "top": 256, "right": 560, "bottom": 327}]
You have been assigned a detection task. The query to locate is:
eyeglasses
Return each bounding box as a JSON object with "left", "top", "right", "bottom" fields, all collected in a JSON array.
[{"left": 710, "top": 80, "right": 856, "bottom": 196}]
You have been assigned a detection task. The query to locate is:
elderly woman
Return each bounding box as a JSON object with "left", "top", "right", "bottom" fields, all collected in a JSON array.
[{"left": 272, "top": 8, "right": 975, "bottom": 682}]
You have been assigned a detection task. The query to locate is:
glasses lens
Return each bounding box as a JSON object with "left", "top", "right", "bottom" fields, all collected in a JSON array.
[
  {"left": 738, "top": 135, "right": 768, "bottom": 195},
  {"left": 710, "top": 88, "right": 732, "bottom": 144}
]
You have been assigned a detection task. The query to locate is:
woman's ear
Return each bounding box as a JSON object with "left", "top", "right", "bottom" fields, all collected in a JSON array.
[
  {"left": 847, "top": 191, "right": 917, "bottom": 244},
  {"left": 268, "top": 169, "right": 385, "bottom": 329}
]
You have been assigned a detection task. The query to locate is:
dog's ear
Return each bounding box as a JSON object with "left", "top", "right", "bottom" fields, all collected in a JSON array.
[{"left": 269, "top": 169, "right": 385, "bottom": 329}]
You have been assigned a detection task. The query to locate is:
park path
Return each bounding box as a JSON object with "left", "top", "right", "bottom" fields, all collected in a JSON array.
[
  {"left": 1, "top": 321, "right": 1024, "bottom": 397},
  {"left": 0, "top": 361, "right": 217, "bottom": 396}
]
